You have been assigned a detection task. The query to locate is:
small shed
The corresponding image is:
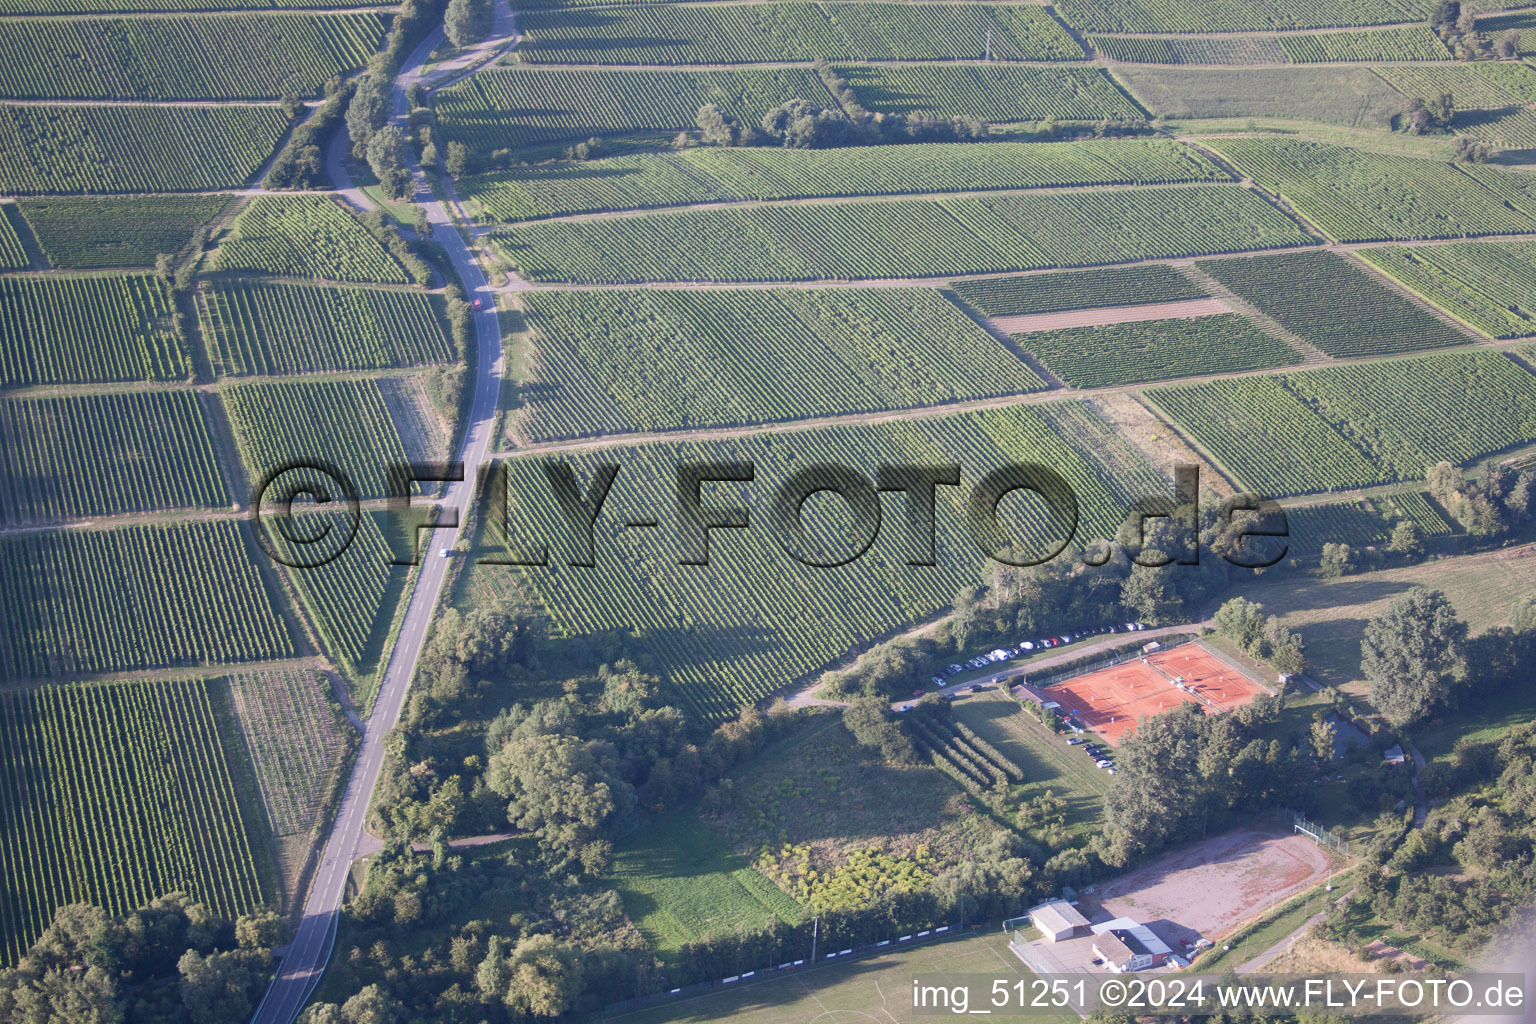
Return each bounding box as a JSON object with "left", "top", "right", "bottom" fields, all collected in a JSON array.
[{"left": 1030, "top": 900, "right": 1089, "bottom": 943}]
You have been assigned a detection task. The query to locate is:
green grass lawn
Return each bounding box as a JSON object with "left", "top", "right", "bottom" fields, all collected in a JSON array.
[
  {"left": 610, "top": 811, "right": 804, "bottom": 962},
  {"left": 1415, "top": 679, "right": 1536, "bottom": 764},
  {"left": 597, "top": 929, "right": 1077, "bottom": 1024}
]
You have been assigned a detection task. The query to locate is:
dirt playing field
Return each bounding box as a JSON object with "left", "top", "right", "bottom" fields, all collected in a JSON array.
[
  {"left": 1028, "top": 641, "right": 1269, "bottom": 745},
  {"left": 1092, "top": 828, "right": 1335, "bottom": 948}
]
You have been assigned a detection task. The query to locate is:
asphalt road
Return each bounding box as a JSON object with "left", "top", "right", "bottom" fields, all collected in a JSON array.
[{"left": 247, "top": 14, "right": 513, "bottom": 1024}]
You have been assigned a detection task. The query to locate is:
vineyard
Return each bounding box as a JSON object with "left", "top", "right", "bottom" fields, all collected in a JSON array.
[
  {"left": 494, "top": 402, "right": 1168, "bottom": 719},
  {"left": 516, "top": 288, "right": 1045, "bottom": 440},
  {"left": 1284, "top": 491, "right": 1454, "bottom": 550},
  {"left": 0, "top": 679, "right": 266, "bottom": 966},
  {"left": 1278, "top": 26, "right": 1449, "bottom": 62},
  {"left": 1199, "top": 249, "right": 1471, "bottom": 355},
  {"left": 522, "top": 3, "right": 1082, "bottom": 63},
  {"left": 1370, "top": 64, "right": 1522, "bottom": 108},
  {"left": 227, "top": 669, "right": 347, "bottom": 837},
  {"left": 0, "top": 103, "right": 288, "bottom": 194},
  {"left": 0, "top": 207, "right": 26, "bottom": 269},
  {"left": 950, "top": 264, "right": 1206, "bottom": 316},
  {"left": 16, "top": 194, "right": 229, "bottom": 268},
  {"left": 222, "top": 378, "right": 412, "bottom": 500},
  {"left": 832, "top": 65, "right": 1142, "bottom": 121},
  {"left": 0, "top": 13, "right": 386, "bottom": 100},
  {"left": 1207, "top": 138, "right": 1536, "bottom": 241},
  {"left": 0, "top": 273, "right": 188, "bottom": 387},
  {"left": 461, "top": 138, "right": 1228, "bottom": 222},
  {"left": 1356, "top": 241, "right": 1536, "bottom": 338},
  {"left": 1090, "top": 34, "right": 1290, "bottom": 64},
  {"left": 0, "top": 390, "right": 226, "bottom": 525},
  {"left": 1052, "top": 0, "right": 1422, "bottom": 32},
  {"left": 904, "top": 703, "right": 1026, "bottom": 796},
  {"left": 199, "top": 281, "right": 454, "bottom": 376},
  {"left": 1, "top": 519, "right": 293, "bottom": 679},
  {"left": 0, "top": 0, "right": 383, "bottom": 11},
  {"left": 492, "top": 185, "right": 1311, "bottom": 283},
  {"left": 1014, "top": 312, "right": 1301, "bottom": 387},
  {"left": 1116, "top": 65, "right": 1404, "bottom": 126},
  {"left": 213, "top": 195, "right": 409, "bottom": 284},
  {"left": 435, "top": 66, "right": 827, "bottom": 148}
]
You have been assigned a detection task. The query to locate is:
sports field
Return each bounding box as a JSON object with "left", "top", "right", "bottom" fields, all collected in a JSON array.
[{"left": 1028, "top": 642, "right": 1269, "bottom": 745}]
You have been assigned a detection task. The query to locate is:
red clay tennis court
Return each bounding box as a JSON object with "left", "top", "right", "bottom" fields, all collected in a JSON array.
[{"left": 1032, "top": 642, "right": 1269, "bottom": 746}]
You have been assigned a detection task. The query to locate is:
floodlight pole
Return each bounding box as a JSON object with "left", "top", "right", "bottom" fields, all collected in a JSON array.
[{"left": 811, "top": 915, "right": 819, "bottom": 965}]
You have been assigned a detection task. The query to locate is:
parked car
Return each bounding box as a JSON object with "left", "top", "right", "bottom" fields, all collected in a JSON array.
[
  {"left": 931, "top": 676, "right": 945, "bottom": 687},
  {"left": 948, "top": 664, "right": 963, "bottom": 674},
  {"left": 1097, "top": 759, "right": 1114, "bottom": 768},
  {"left": 912, "top": 689, "right": 924, "bottom": 697},
  {"left": 1020, "top": 641, "right": 1035, "bottom": 651},
  {"left": 1106, "top": 768, "right": 1117, "bottom": 775},
  {"left": 1066, "top": 737, "right": 1084, "bottom": 746}
]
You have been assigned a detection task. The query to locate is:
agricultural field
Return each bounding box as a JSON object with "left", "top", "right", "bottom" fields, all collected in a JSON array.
[
  {"left": 227, "top": 668, "right": 348, "bottom": 838},
  {"left": 213, "top": 195, "right": 411, "bottom": 284},
  {"left": 16, "top": 194, "right": 230, "bottom": 269},
  {"left": 1356, "top": 241, "right": 1536, "bottom": 338},
  {"left": 199, "top": 281, "right": 454, "bottom": 376},
  {"left": 492, "top": 401, "right": 1168, "bottom": 719},
  {"left": 1466, "top": 59, "right": 1536, "bottom": 102},
  {"left": 1199, "top": 249, "right": 1471, "bottom": 355},
  {"left": 1013, "top": 312, "right": 1302, "bottom": 387},
  {"left": 222, "top": 378, "right": 413, "bottom": 500},
  {"left": 461, "top": 139, "right": 1229, "bottom": 222},
  {"left": 492, "top": 185, "right": 1311, "bottom": 283},
  {"left": 1113, "top": 66, "right": 1409, "bottom": 127},
  {"left": 0, "top": 13, "right": 385, "bottom": 100},
  {"left": 0, "top": 207, "right": 27, "bottom": 269},
  {"left": 1370, "top": 64, "right": 1523, "bottom": 108},
  {"left": 0, "top": 520, "right": 295, "bottom": 680},
  {"left": 1052, "top": 0, "right": 1424, "bottom": 32},
  {"left": 515, "top": 288, "right": 1045, "bottom": 440},
  {"left": 1278, "top": 25, "right": 1449, "bottom": 62},
  {"left": 0, "top": 0, "right": 383, "bottom": 11},
  {"left": 1206, "top": 138, "right": 1536, "bottom": 241},
  {"left": 833, "top": 65, "right": 1142, "bottom": 121},
  {"left": 1090, "top": 34, "right": 1290, "bottom": 64},
  {"left": 1284, "top": 491, "right": 1454, "bottom": 551},
  {"left": 950, "top": 264, "right": 1207, "bottom": 316},
  {"left": 0, "top": 273, "right": 188, "bottom": 387},
  {"left": 0, "top": 104, "right": 288, "bottom": 194},
  {"left": 0, "top": 390, "right": 226, "bottom": 525},
  {"left": 434, "top": 67, "right": 827, "bottom": 148},
  {"left": 520, "top": 3, "right": 1083, "bottom": 63},
  {"left": 0, "top": 679, "right": 266, "bottom": 966}
]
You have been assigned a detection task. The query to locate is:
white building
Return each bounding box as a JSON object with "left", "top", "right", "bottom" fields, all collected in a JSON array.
[
  {"left": 1030, "top": 900, "right": 1089, "bottom": 943},
  {"left": 1090, "top": 917, "right": 1172, "bottom": 972}
]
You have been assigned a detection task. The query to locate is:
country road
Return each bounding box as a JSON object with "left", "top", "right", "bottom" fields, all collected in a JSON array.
[{"left": 247, "top": 10, "right": 517, "bottom": 1024}]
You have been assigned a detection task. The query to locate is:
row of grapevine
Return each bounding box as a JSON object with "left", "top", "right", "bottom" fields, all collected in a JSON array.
[
  {"left": 0, "top": 206, "right": 26, "bottom": 270},
  {"left": 1356, "top": 241, "right": 1536, "bottom": 338},
  {"left": 950, "top": 263, "right": 1206, "bottom": 316},
  {"left": 906, "top": 714, "right": 994, "bottom": 791},
  {"left": 17, "top": 194, "right": 230, "bottom": 269},
  {"left": 222, "top": 378, "right": 412, "bottom": 500},
  {"left": 226, "top": 669, "right": 347, "bottom": 837},
  {"left": 213, "top": 195, "right": 410, "bottom": 284},
  {"left": 833, "top": 64, "right": 1141, "bottom": 122},
  {"left": 199, "top": 280, "right": 454, "bottom": 376},
  {"left": 0, "top": 272, "right": 188, "bottom": 386},
  {"left": 493, "top": 185, "right": 1311, "bottom": 283},
  {"left": 0, "top": 520, "right": 295, "bottom": 680},
  {"left": 0, "top": 389, "right": 227, "bottom": 525},
  {"left": 1013, "top": 312, "right": 1302, "bottom": 387},
  {"left": 0, "top": 0, "right": 382, "bottom": 13},
  {"left": 1199, "top": 249, "right": 1471, "bottom": 356},
  {"left": 1053, "top": 0, "right": 1420, "bottom": 33},
  {"left": 950, "top": 720, "right": 1025, "bottom": 783},
  {"left": 521, "top": 3, "right": 1083, "bottom": 64},
  {"left": 0, "top": 679, "right": 266, "bottom": 966},
  {"left": 493, "top": 401, "right": 1169, "bottom": 720},
  {"left": 1379, "top": 491, "right": 1456, "bottom": 535},
  {"left": 1278, "top": 26, "right": 1450, "bottom": 62},
  {"left": 0, "top": 13, "right": 386, "bottom": 100},
  {"left": 1283, "top": 498, "right": 1393, "bottom": 550},
  {"left": 1370, "top": 65, "right": 1523, "bottom": 109},
  {"left": 516, "top": 287, "right": 1045, "bottom": 440},
  {"left": 462, "top": 138, "right": 1229, "bottom": 222},
  {"left": 0, "top": 104, "right": 288, "bottom": 194},
  {"left": 1091, "top": 34, "right": 1289, "bottom": 64}
]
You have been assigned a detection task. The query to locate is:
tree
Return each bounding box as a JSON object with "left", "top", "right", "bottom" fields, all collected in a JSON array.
[
  {"left": 1389, "top": 520, "right": 1425, "bottom": 558},
  {"left": 445, "top": 140, "right": 469, "bottom": 177},
  {"left": 444, "top": 0, "right": 492, "bottom": 48},
  {"left": 366, "top": 125, "right": 405, "bottom": 181},
  {"left": 173, "top": 258, "right": 197, "bottom": 292},
  {"left": 842, "top": 697, "right": 917, "bottom": 764},
  {"left": 1513, "top": 595, "right": 1536, "bottom": 634},
  {"left": 696, "top": 104, "right": 739, "bottom": 146},
  {"left": 1319, "top": 542, "right": 1357, "bottom": 578},
  {"left": 485, "top": 731, "right": 633, "bottom": 864},
  {"left": 1311, "top": 717, "right": 1337, "bottom": 761},
  {"left": 1429, "top": 0, "right": 1460, "bottom": 32},
  {"left": 503, "top": 935, "right": 585, "bottom": 1018},
  {"left": 279, "top": 90, "right": 303, "bottom": 120},
  {"left": 1213, "top": 597, "right": 1266, "bottom": 653},
  {"left": 178, "top": 950, "right": 257, "bottom": 1024},
  {"left": 1265, "top": 618, "right": 1307, "bottom": 675},
  {"left": 346, "top": 75, "right": 391, "bottom": 159},
  {"left": 1361, "top": 587, "right": 1469, "bottom": 725},
  {"left": 340, "top": 984, "right": 402, "bottom": 1024},
  {"left": 155, "top": 253, "right": 175, "bottom": 282},
  {"left": 1499, "top": 29, "right": 1522, "bottom": 57}
]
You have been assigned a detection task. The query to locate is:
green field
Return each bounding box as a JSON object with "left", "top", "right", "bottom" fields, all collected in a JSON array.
[
  {"left": 461, "top": 138, "right": 1228, "bottom": 222},
  {"left": 515, "top": 288, "right": 1044, "bottom": 440},
  {"left": 213, "top": 195, "right": 411, "bottom": 284},
  {"left": 1278, "top": 25, "right": 1449, "bottom": 62},
  {"left": 1053, "top": 0, "right": 1422, "bottom": 32},
  {"left": 0, "top": 273, "right": 188, "bottom": 386},
  {"left": 950, "top": 263, "right": 1206, "bottom": 315},
  {"left": 1114, "top": 66, "right": 1411, "bottom": 127},
  {"left": 0, "top": 13, "right": 385, "bottom": 99},
  {"left": 0, "top": 103, "right": 288, "bottom": 194},
  {"left": 16, "top": 194, "right": 230, "bottom": 268},
  {"left": 1091, "top": 34, "right": 1290, "bottom": 63},
  {"left": 1014, "top": 312, "right": 1302, "bottom": 387},
  {"left": 493, "top": 185, "right": 1311, "bottom": 283},
  {"left": 1370, "top": 63, "right": 1524, "bottom": 108},
  {"left": 199, "top": 280, "right": 454, "bottom": 375},
  {"left": 0, "top": 520, "right": 295, "bottom": 680},
  {"left": 0, "top": 390, "right": 226, "bottom": 524},
  {"left": 835, "top": 64, "right": 1142, "bottom": 121},
  {"left": 521, "top": 3, "right": 1083, "bottom": 63},
  {"left": 227, "top": 668, "right": 347, "bottom": 838},
  {"left": 0, "top": 679, "right": 267, "bottom": 965},
  {"left": 611, "top": 811, "right": 804, "bottom": 960},
  {"left": 1200, "top": 249, "right": 1472, "bottom": 356},
  {"left": 1356, "top": 241, "right": 1536, "bottom": 338}
]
